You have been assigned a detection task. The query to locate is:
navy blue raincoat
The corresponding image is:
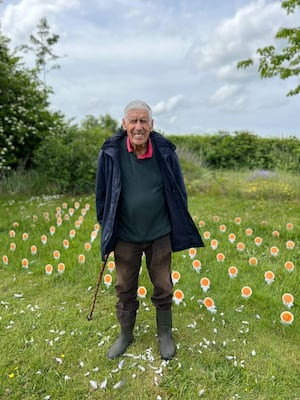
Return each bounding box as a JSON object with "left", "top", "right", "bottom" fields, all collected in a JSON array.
[{"left": 96, "top": 129, "right": 204, "bottom": 260}]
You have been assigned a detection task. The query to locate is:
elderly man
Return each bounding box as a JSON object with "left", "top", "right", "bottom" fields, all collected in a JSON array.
[{"left": 96, "top": 100, "right": 204, "bottom": 360}]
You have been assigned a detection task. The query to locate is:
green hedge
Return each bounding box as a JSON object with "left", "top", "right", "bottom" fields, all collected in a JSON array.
[{"left": 167, "top": 131, "right": 300, "bottom": 173}]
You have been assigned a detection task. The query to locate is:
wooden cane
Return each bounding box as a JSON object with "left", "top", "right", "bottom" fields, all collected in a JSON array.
[{"left": 87, "top": 254, "right": 109, "bottom": 321}]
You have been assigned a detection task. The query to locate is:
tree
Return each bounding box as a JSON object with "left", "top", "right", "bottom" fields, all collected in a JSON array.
[
  {"left": 80, "top": 114, "right": 118, "bottom": 133},
  {"left": 19, "top": 17, "right": 61, "bottom": 85},
  {"left": 237, "top": 0, "right": 300, "bottom": 96},
  {"left": 0, "top": 31, "right": 64, "bottom": 172}
]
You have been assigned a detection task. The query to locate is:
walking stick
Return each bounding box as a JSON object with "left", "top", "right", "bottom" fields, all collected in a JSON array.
[{"left": 87, "top": 254, "right": 109, "bottom": 321}]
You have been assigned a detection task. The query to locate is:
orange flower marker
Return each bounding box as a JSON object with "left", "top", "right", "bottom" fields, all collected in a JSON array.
[
  {"left": 282, "top": 293, "right": 294, "bottom": 308},
  {"left": 219, "top": 224, "right": 227, "bottom": 233},
  {"left": 236, "top": 242, "right": 245, "bottom": 252},
  {"left": 10, "top": 243, "right": 16, "bottom": 252},
  {"left": 103, "top": 273, "right": 112, "bottom": 288},
  {"left": 272, "top": 230, "right": 280, "bottom": 238},
  {"left": 284, "top": 261, "right": 295, "bottom": 273},
  {"left": 286, "top": 240, "right": 295, "bottom": 250},
  {"left": 248, "top": 257, "right": 258, "bottom": 266},
  {"left": 254, "top": 237, "right": 263, "bottom": 247},
  {"left": 264, "top": 270, "right": 275, "bottom": 285},
  {"left": 173, "top": 289, "right": 184, "bottom": 305},
  {"left": 22, "top": 258, "right": 29, "bottom": 269},
  {"left": 241, "top": 286, "right": 252, "bottom": 299},
  {"left": 63, "top": 239, "right": 69, "bottom": 249},
  {"left": 192, "top": 259, "right": 202, "bottom": 273},
  {"left": 188, "top": 247, "right": 197, "bottom": 259},
  {"left": 210, "top": 239, "right": 218, "bottom": 250},
  {"left": 216, "top": 252, "right": 225, "bottom": 262},
  {"left": 286, "top": 223, "right": 294, "bottom": 231},
  {"left": 13, "top": 221, "right": 19, "bottom": 228},
  {"left": 57, "top": 263, "right": 65, "bottom": 273},
  {"left": 137, "top": 286, "right": 147, "bottom": 298},
  {"left": 85, "top": 203, "right": 91, "bottom": 211},
  {"left": 43, "top": 212, "right": 50, "bottom": 221},
  {"left": 228, "top": 233, "right": 236, "bottom": 243},
  {"left": 62, "top": 202, "right": 68, "bottom": 209},
  {"left": 53, "top": 250, "right": 60, "bottom": 260},
  {"left": 228, "top": 266, "right": 238, "bottom": 278},
  {"left": 234, "top": 217, "right": 241, "bottom": 225},
  {"left": 64, "top": 214, "right": 70, "bottom": 221},
  {"left": 203, "top": 231, "right": 211, "bottom": 240},
  {"left": 90, "top": 230, "right": 97, "bottom": 242},
  {"left": 84, "top": 242, "right": 92, "bottom": 251},
  {"left": 9, "top": 230, "right": 16, "bottom": 238},
  {"left": 203, "top": 297, "right": 216, "bottom": 313},
  {"left": 31, "top": 245, "right": 37, "bottom": 255},
  {"left": 245, "top": 228, "right": 253, "bottom": 236},
  {"left": 270, "top": 246, "right": 279, "bottom": 256},
  {"left": 75, "top": 220, "right": 81, "bottom": 229},
  {"left": 172, "top": 270, "right": 181, "bottom": 284},
  {"left": 200, "top": 277, "right": 210, "bottom": 292},
  {"left": 69, "top": 230, "right": 76, "bottom": 239},
  {"left": 198, "top": 220, "right": 205, "bottom": 228},
  {"left": 81, "top": 208, "right": 87, "bottom": 217},
  {"left": 78, "top": 254, "right": 85, "bottom": 264},
  {"left": 2, "top": 255, "right": 8, "bottom": 265},
  {"left": 49, "top": 226, "right": 56, "bottom": 236},
  {"left": 213, "top": 215, "right": 220, "bottom": 222},
  {"left": 45, "top": 264, "right": 53, "bottom": 275},
  {"left": 22, "top": 232, "right": 29, "bottom": 241},
  {"left": 41, "top": 235, "right": 47, "bottom": 245},
  {"left": 56, "top": 217, "right": 62, "bottom": 227},
  {"left": 107, "top": 261, "right": 115, "bottom": 273},
  {"left": 74, "top": 202, "right": 80, "bottom": 210},
  {"left": 280, "top": 311, "right": 294, "bottom": 325},
  {"left": 68, "top": 208, "right": 75, "bottom": 216}
]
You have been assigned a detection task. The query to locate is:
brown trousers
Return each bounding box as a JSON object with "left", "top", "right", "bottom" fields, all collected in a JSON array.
[{"left": 114, "top": 234, "right": 173, "bottom": 323}]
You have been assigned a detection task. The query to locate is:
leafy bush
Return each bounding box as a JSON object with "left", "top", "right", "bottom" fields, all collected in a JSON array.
[
  {"left": 0, "top": 32, "right": 65, "bottom": 172},
  {"left": 33, "top": 118, "right": 115, "bottom": 193},
  {"left": 169, "top": 131, "right": 300, "bottom": 173}
]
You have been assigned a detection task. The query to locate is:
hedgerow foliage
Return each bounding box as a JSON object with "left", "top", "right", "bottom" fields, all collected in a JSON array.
[
  {"left": 168, "top": 131, "right": 300, "bottom": 173},
  {"left": 33, "top": 115, "right": 117, "bottom": 193}
]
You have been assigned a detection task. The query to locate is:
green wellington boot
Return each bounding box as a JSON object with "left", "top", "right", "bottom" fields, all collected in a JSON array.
[
  {"left": 156, "top": 309, "right": 176, "bottom": 360},
  {"left": 107, "top": 324, "right": 134, "bottom": 359}
]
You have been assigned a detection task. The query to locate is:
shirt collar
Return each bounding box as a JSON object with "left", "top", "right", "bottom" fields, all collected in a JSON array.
[{"left": 126, "top": 137, "right": 153, "bottom": 159}]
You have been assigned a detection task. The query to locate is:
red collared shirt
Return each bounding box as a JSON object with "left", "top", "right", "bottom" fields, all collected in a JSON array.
[{"left": 126, "top": 137, "right": 153, "bottom": 159}]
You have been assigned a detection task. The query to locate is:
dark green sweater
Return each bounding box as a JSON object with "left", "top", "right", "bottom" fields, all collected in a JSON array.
[{"left": 117, "top": 138, "right": 171, "bottom": 243}]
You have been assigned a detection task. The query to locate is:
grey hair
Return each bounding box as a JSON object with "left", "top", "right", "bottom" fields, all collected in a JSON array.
[{"left": 124, "top": 100, "right": 152, "bottom": 119}]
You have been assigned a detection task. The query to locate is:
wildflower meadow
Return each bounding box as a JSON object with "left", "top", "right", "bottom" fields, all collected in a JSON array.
[{"left": 0, "top": 187, "right": 299, "bottom": 399}]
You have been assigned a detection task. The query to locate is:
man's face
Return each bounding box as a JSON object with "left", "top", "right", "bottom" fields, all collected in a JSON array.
[{"left": 122, "top": 109, "right": 153, "bottom": 148}]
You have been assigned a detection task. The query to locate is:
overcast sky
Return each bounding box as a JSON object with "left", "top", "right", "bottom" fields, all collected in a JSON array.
[{"left": 1, "top": 0, "right": 299, "bottom": 137}]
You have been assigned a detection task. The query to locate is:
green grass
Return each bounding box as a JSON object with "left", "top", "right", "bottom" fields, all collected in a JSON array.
[{"left": 0, "top": 171, "right": 299, "bottom": 399}]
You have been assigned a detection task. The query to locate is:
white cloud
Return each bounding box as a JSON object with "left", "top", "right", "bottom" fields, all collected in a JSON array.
[
  {"left": 209, "top": 84, "right": 239, "bottom": 104},
  {"left": 1, "top": 0, "right": 80, "bottom": 44},
  {"left": 153, "top": 95, "right": 185, "bottom": 114},
  {"left": 192, "top": 1, "right": 283, "bottom": 70},
  {"left": 190, "top": 0, "right": 300, "bottom": 91}
]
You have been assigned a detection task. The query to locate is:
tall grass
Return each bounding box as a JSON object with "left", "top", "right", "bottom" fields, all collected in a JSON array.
[
  {"left": 0, "top": 168, "right": 58, "bottom": 198},
  {"left": 0, "top": 169, "right": 299, "bottom": 399}
]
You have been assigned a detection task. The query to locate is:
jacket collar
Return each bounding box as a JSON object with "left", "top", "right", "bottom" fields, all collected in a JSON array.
[{"left": 102, "top": 129, "right": 175, "bottom": 158}]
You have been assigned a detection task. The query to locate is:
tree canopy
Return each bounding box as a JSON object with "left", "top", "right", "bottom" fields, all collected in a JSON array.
[
  {"left": 0, "top": 29, "right": 64, "bottom": 172},
  {"left": 237, "top": 0, "right": 300, "bottom": 96}
]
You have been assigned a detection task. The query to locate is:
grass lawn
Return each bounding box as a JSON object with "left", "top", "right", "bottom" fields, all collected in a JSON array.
[{"left": 0, "top": 178, "right": 299, "bottom": 399}]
